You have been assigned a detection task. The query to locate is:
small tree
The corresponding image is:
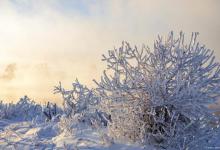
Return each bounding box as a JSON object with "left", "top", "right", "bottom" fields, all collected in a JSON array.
[{"left": 94, "top": 32, "right": 220, "bottom": 149}]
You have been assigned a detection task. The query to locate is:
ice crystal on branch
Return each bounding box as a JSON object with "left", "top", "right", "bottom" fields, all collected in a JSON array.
[{"left": 94, "top": 32, "right": 220, "bottom": 148}]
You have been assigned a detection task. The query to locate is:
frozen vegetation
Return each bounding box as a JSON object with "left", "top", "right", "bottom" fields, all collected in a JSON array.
[{"left": 1, "top": 32, "right": 220, "bottom": 150}]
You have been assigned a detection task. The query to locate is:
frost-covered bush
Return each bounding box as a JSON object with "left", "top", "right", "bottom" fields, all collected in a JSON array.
[
  {"left": 54, "top": 80, "right": 107, "bottom": 127},
  {"left": 94, "top": 32, "right": 220, "bottom": 149},
  {"left": 0, "top": 101, "right": 16, "bottom": 119},
  {"left": 0, "top": 96, "right": 43, "bottom": 121},
  {"left": 15, "top": 96, "right": 43, "bottom": 121}
]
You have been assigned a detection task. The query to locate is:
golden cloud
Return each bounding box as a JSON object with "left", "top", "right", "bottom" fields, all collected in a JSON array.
[{"left": 0, "top": 63, "right": 16, "bottom": 81}]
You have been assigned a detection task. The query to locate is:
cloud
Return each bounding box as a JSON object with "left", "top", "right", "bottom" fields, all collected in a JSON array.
[{"left": 0, "top": 63, "right": 16, "bottom": 81}]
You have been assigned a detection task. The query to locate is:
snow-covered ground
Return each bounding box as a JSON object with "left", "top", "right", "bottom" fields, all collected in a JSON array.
[
  {"left": 0, "top": 119, "right": 151, "bottom": 150},
  {"left": 1, "top": 97, "right": 220, "bottom": 149},
  {"left": 1, "top": 118, "right": 220, "bottom": 150}
]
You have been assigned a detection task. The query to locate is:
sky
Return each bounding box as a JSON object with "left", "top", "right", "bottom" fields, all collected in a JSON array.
[{"left": 0, "top": 0, "right": 220, "bottom": 104}]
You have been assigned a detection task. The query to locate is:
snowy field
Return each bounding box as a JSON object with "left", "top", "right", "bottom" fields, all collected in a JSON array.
[
  {"left": 0, "top": 118, "right": 220, "bottom": 150},
  {"left": 0, "top": 119, "right": 149, "bottom": 150}
]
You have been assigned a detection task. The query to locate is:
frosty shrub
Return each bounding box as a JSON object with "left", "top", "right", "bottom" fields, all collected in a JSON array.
[
  {"left": 54, "top": 79, "right": 106, "bottom": 127},
  {"left": 15, "top": 95, "right": 43, "bottom": 121},
  {"left": 0, "top": 95, "right": 43, "bottom": 121},
  {"left": 0, "top": 101, "right": 16, "bottom": 119},
  {"left": 94, "top": 32, "right": 220, "bottom": 149}
]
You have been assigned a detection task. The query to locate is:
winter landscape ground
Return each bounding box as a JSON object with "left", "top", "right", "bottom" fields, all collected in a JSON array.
[
  {"left": 0, "top": 97, "right": 149, "bottom": 150},
  {"left": 0, "top": 118, "right": 147, "bottom": 149},
  {"left": 1, "top": 32, "right": 220, "bottom": 150}
]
